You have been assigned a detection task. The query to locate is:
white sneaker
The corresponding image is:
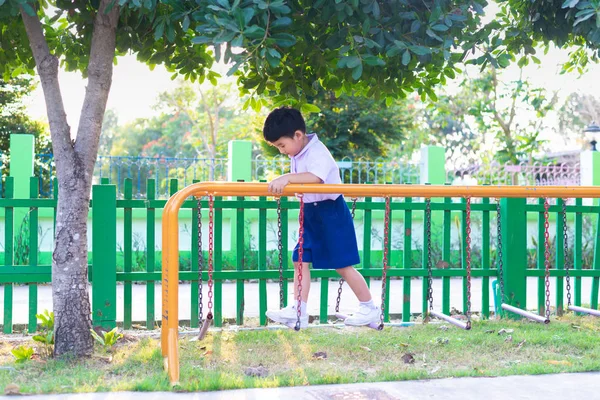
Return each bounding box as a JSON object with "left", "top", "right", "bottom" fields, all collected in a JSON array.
[
  {"left": 266, "top": 305, "right": 308, "bottom": 328},
  {"left": 344, "top": 304, "right": 381, "bottom": 326}
]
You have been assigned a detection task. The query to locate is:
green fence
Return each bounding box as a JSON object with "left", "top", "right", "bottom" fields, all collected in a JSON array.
[{"left": 2, "top": 177, "right": 600, "bottom": 334}]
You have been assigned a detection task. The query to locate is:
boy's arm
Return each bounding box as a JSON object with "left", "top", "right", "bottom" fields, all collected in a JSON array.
[{"left": 268, "top": 172, "right": 322, "bottom": 194}]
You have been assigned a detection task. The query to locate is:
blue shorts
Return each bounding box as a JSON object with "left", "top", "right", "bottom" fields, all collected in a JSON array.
[{"left": 292, "top": 195, "right": 360, "bottom": 270}]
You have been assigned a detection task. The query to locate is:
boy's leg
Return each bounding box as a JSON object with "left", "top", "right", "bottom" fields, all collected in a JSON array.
[
  {"left": 336, "top": 266, "right": 371, "bottom": 302},
  {"left": 265, "top": 262, "right": 310, "bottom": 327},
  {"left": 336, "top": 266, "right": 380, "bottom": 326},
  {"left": 294, "top": 261, "right": 311, "bottom": 302}
]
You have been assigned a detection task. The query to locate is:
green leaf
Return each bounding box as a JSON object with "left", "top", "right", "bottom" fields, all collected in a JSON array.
[
  {"left": 182, "top": 15, "right": 190, "bottom": 31},
  {"left": 271, "top": 33, "right": 296, "bottom": 47},
  {"left": 231, "top": 34, "right": 243, "bottom": 47},
  {"left": 21, "top": 2, "right": 36, "bottom": 16},
  {"left": 268, "top": 48, "right": 281, "bottom": 59},
  {"left": 402, "top": 50, "right": 411, "bottom": 65},
  {"left": 300, "top": 103, "right": 321, "bottom": 113},
  {"left": 409, "top": 45, "right": 431, "bottom": 55},
  {"left": 386, "top": 46, "right": 401, "bottom": 57},
  {"left": 352, "top": 62, "right": 363, "bottom": 80},
  {"left": 364, "top": 55, "right": 385, "bottom": 66},
  {"left": 411, "top": 20, "right": 421, "bottom": 33},
  {"left": 270, "top": 3, "right": 291, "bottom": 13},
  {"left": 431, "top": 24, "right": 449, "bottom": 32},
  {"left": 271, "top": 17, "right": 292, "bottom": 28},
  {"left": 266, "top": 52, "right": 281, "bottom": 67},
  {"left": 574, "top": 11, "right": 595, "bottom": 26},
  {"left": 372, "top": 0, "right": 380, "bottom": 19},
  {"left": 154, "top": 21, "right": 165, "bottom": 41},
  {"left": 346, "top": 56, "right": 361, "bottom": 68},
  {"left": 242, "top": 8, "right": 255, "bottom": 24},
  {"left": 497, "top": 54, "right": 511, "bottom": 68},
  {"left": 561, "top": 0, "right": 579, "bottom": 8},
  {"left": 0, "top": 0, "right": 6, "bottom": 6},
  {"left": 217, "top": 0, "right": 230, "bottom": 10},
  {"left": 191, "top": 36, "right": 212, "bottom": 44},
  {"left": 244, "top": 25, "right": 266, "bottom": 39}
]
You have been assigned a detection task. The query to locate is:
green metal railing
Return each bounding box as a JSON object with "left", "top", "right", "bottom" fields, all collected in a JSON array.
[{"left": 1, "top": 177, "right": 600, "bottom": 333}]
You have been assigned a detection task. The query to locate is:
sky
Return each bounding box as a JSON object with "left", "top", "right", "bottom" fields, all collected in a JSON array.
[{"left": 23, "top": 43, "right": 600, "bottom": 152}]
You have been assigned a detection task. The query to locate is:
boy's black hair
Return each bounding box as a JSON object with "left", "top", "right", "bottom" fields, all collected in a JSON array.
[{"left": 262, "top": 107, "right": 306, "bottom": 142}]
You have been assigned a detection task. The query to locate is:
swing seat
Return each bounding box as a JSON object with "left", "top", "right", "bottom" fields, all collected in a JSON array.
[
  {"left": 568, "top": 305, "right": 600, "bottom": 317},
  {"left": 501, "top": 303, "right": 549, "bottom": 324},
  {"left": 429, "top": 310, "right": 471, "bottom": 330},
  {"left": 197, "top": 315, "right": 214, "bottom": 340}
]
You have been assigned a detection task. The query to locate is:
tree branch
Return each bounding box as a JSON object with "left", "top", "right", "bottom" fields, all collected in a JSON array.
[
  {"left": 74, "top": 0, "right": 120, "bottom": 175},
  {"left": 20, "top": 5, "right": 74, "bottom": 172}
]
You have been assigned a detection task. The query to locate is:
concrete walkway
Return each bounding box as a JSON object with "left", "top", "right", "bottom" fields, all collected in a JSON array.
[
  {"left": 1, "top": 277, "right": 592, "bottom": 324},
  {"left": 3, "top": 372, "right": 598, "bottom": 399}
]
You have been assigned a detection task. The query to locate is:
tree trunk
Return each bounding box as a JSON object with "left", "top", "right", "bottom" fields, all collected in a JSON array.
[{"left": 21, "top": 0, "right": 120, "bottom": 357}]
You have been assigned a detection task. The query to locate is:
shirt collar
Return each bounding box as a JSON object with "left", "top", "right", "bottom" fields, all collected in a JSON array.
[{"left": 291, "top": 133, "right": 318, "bottom": 159}]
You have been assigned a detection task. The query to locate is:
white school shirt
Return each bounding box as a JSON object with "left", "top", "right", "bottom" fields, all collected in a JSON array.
[{"left": 290, "top": 133, "right": 340, "bottom": 203}]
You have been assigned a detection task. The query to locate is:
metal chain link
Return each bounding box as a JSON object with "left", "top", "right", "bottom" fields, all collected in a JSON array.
[
  {"left": 277, "top": 197, "right": 284, "bottom": 309},
  {"left": 295, "top": 195, "right": 305, "bottom": 331},
  {"left": 335, "top": 197, "right": 358, "bottom": 313},
  {"left": 196, "top": 197, "right": 204, "bottom": 327},
  {"left": 207, "top": 195, "right": 214, "bottom": 319},
  {"left": 496, "top": 199, "right": 505, "bottom": 304},
  {"left": 426, "top": 198, "right": 433, "bottom": 312},
  {"left": 562, "top": 199, "right": 572, "bottom": 307},
  {"left": 465, "top": 196, "right": 472, "bottom": 329},
  {"left": 543, "top": 198, "right": 551, "bottom": 321},
  {"left": 378, "top": 196, "right": 391, "bottom": 330}
]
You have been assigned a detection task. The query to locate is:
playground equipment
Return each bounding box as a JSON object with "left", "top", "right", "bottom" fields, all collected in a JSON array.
[
  {"left": 333, "top": 196, "right": 384, "bottom": 330},
  {"left": 424, "top": 197, "right": 472, "bottom": 330},
  {"left": 498, "top": 198, "right": 551, "bottom": 323},
  {"left": 162, "top": 183, "right": 600, "bottom": 384}
]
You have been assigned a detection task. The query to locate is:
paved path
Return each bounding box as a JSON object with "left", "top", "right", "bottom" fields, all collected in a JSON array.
[
  {"left": 0, "top": 277, "right": 592, "bottom": 325},
  {"left": 2, "top": 372, "right": 598, "bottom": 399}
]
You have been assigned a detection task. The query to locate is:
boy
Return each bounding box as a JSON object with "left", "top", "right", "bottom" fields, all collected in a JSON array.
[{"left": 263, "top": 107, "right": 381, "bottom": 328}]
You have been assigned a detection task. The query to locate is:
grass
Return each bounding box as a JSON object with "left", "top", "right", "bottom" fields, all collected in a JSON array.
[{"left": 1, "top": 315, "right": 600, "bottom": 394}]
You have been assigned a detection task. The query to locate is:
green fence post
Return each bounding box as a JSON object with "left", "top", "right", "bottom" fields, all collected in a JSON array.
[
  {"left": 501, "top": 198, "right": 528, "bottom": 316},
  {"left": 420, "top": 146, "right": 445, "bottom": 317},
  {"left": 10, "top": 134, "right": 35, "bottom": 244},
  {"left": 581, "top": 150, "right": 600, "bottom": 310},
  {"left": 146, "top": 179, "right": 156, "bottom": 329},
  {"left": 92, "top": 184, "right": 117, "bottom": 330},
  {"left": 29, "top": 177, "right": 39, "bottom": 333},
  {"left": 227, "top": 140, "right": 252, "bottom": 182},
  {"left": 3, "top": 178, "right": 14, "bottom": 333}
]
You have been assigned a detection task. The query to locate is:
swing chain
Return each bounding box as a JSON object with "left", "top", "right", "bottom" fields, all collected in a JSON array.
[
  {"left": 426, "top": 198, "right": 433, "bottom": 311},
  {"left": 277, "top": 197, "right": 284, "bottom": 309},
  {"left": 336, "top": 197, "right": 358, "bottom": 313},
  {"left": 496, "top": 200, "right": 505, "bottom": 304},
  {"left": 465, "top": 196, "right": 472, "bottom": 329},
  {"left": 379, "top": 196, "right": 391, "bottom": 330},
  {"left": 562, "top": 199, "right": 572, "bottom": 307},
  {"left": 207, "top": 195, "right": 214, "bottom": 319},
  {"left": 295, "top": 195, "right": 305, "bottom": 331},
  {"left": 196, "top": 197, "right": 204, "bottom": 326},
  {"left": 543, "top": 198, "right": 551, "bottom": 321}
]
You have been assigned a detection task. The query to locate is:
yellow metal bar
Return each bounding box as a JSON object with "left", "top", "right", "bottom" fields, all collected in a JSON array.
[
  {"left": 161, "top": 182, "right": 600, "bottom": 384},
  {"left": 164, "top": 182, "right": 600, "bottom": 198}
]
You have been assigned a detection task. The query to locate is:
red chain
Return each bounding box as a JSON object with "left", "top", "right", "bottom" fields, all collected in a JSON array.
[
  {"left": 379, "top": 196, "right": 391, "bottom": 330},
  {"left": 207, "top": 195, "right": 214, "bottom": 319},
  {"left": 465, "top": 196, "right": 472, "bottom": 329},
  {"left": 295, "top": 195, "right": 305, "bottom": 331}
]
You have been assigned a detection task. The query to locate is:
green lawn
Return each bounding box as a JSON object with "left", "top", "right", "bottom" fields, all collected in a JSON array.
[{"left": 1, "top": 315, "right": 600, "bottom": 394}]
